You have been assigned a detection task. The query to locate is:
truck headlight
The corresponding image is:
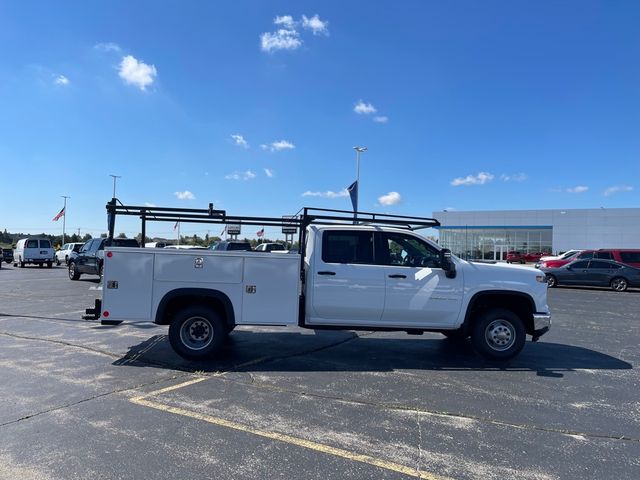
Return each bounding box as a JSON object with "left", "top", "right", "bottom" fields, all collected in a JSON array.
[{"left": 535, "top": 275, "right": 547, "bottom": 283}]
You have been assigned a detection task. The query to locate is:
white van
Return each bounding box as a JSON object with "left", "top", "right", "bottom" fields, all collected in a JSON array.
[{"left": 14, "top": 238, "right": 55, "bottom": 268}]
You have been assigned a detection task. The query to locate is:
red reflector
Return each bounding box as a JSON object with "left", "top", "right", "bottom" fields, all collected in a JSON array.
[
  {"left": 103, "top": 311, "right": 109, "bottom": 317},
  {"left": 106, "top": 251, "right": 113, "bottom": 258}
]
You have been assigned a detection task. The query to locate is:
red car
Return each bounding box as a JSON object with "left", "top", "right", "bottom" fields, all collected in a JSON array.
[
  {"left": 506, "top": 251, "right": 526, "bottom": 264},
  {"left": 506, "top": 251, "right": 550, "bottom": 264}
]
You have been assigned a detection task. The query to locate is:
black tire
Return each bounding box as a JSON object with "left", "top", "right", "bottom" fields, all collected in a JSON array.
[
  {"left": 38, "top": 263, "right": 43, "bottom": 268},
  {"left": 47, "top": 262, "right": 52, "bottom": 268},
  {"left": 64, "top": 255, "right": 69, "bottom": 266},
  {"left": 68, "top": 262, "right": 80, "bottom": 280},
  {"left": 546, "top": 275, "right": 557, "bottom": 288},
  {"left": 610, "top": 277, "right": 628, "bottom": 292},
  {"left": 20, "top": 261, "right": 24, "bottom": 268},
  {"left": 56, "top": 258, "right": 61, "bottom": 266},
  {"left": 471, "top": 308, "right": 526, "bottom": 360},
  {"left": 168, "top": 306, "right": 228, "bottom": 360},
  {"left": 97, "top": 261, "right": 103, "bottom": 277}
]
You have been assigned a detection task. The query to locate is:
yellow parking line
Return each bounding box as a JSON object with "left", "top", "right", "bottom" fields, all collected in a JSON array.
[{"left": 130, "top": 378, "right": 453, "bottom": 480}]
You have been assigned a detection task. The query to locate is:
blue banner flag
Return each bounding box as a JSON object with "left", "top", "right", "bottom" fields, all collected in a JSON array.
[{"left": 347, "top": 181, "right": 358, "bottom": 212}]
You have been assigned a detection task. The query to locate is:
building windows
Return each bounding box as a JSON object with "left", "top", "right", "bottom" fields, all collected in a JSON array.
[{"left": 438, "top": 227, "right": 552, "bottom": 260}]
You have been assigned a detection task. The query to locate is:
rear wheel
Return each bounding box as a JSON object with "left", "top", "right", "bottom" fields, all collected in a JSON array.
[
  {"left": 46, "top": 262, "right": 52, "bottom": 268},
  {"left": 68, "top": 262, "right": 80, "bottom": 280},
  {"left": 610, "top": 277, "right": 628, "bottom": 292},
  {"left": 56, "top": 257, "right": 61, "bottom": 266},
  {"left": 471, "top": 308, "right": 526, "bottom": 360},
  {"left": 546, "top": 275, "right": 557, "bottom": 288},
  {"left": 169, "top": 306, "right": 228, "bottom": 360}
]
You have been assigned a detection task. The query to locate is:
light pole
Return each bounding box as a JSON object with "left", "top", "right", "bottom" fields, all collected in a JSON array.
[
  {"left": 61, "top": 196, "right": 70, "bottom": 245},
  {"left": 353, "top": 146, "right": 367, "bottom": 213},
  {"left": 109, "top": 174, "right": 121, "bottom": 199}
]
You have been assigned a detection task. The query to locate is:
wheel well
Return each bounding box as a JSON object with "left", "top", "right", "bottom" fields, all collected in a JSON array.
[
  {"left": 155, "top": 289, "right": 235, "bottom": 329},
  {"left": 463, "top": 291, "right": 535, "bottom": 335}
]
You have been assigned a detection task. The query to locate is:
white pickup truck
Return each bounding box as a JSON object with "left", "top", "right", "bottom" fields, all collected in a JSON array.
[{"left": 90, "top": 204, "right": 551, "bottom": 361}]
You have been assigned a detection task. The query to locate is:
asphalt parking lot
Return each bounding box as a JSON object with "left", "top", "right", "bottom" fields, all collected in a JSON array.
[{"left": 0, "top": 265, "right": 638, "bottom": 480}]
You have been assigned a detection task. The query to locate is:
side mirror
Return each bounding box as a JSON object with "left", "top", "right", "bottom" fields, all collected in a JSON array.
[
  {"left": 440, "top": 248, "right": 457, "bottom": 279},
  {"left": 566, "top": 265, "right": 572, "bottom": 270}
]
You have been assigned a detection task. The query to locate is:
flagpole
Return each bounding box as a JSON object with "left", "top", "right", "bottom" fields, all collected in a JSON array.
[
  {"left": 61, "top": 196, "right": 70, "bottom": 245},
  {"left": 177, "top": 221, "right": 180, "bottom": 246}
]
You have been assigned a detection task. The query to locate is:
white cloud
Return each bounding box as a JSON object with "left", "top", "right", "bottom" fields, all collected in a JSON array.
[
  {"left": 54, "top": 75, "right": 69, "bottom": 86},
  {"left": 373, "top": 116, "right": 388, "bottom": 123},
  {"left": 274, "top": 15, "right": 295, "bottom": 28},
  {"left": 501, "top": 173, "right": 527, "bottom": 182},
  {"left": 174, "top": 190, "right": 195, "bottom": 200},
  {"left": 94, "top": 42, "right": 121, "bottom": 52},
  {"left": 302, "top": 189, "right": 349, "bottom": 198},
  {"left": 260, "top": 29, "right": 302, "bottom": 53},
  {"left": 262, "top": 140, "right": 295, "bottom": 152},
  {"left": 225, "top": 170, "right": 256, "bottom": 181},
  {"left": 567, "top": 185, "right": 589, "bottom": 194},
  {"left": 118, "top": 55, "right": 157, "bottom": 91},
  {"left": 451, "top": 172, "right": 494, "bottom": 186},
  {"left": 354, "top": 100, "right": 377, "bottom": 115},
  {"left": 378, "top": 192, "right": 401, "bottom": 206},
  {"left": 603, "top": 185, "right": 633, "bottom": 196},
  {"left": 145, "top": 202, "right": 156, "bottom": 207},
  {"left": 264, "top": 168, "right": 274, "bottom": 178},
  {"left": 231, "top": 134, "right": 249, "bottom": 148},
  {"left": 302, "top": 14, "right": 329, "bottom": 35}
]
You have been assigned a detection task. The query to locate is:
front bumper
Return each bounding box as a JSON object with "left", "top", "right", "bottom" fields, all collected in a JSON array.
[{"left": 532, "top": 313, "right": 551, "bottom": 340}]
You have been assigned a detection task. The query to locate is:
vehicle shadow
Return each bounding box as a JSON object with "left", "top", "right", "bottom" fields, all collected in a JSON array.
[
  {"left": 112, "top": 330, "right": 632, "bottom": 378},
  {"left": 554, "top": 285, "right": 640, "bottom": 293}
]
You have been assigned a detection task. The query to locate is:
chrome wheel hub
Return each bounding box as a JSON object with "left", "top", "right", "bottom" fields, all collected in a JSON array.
[
  {"left": 485, "top": 320, "right": 515, "bottom": 351},
  {"left": 180, "top": 316, "right": 214, "bottom": 350}
]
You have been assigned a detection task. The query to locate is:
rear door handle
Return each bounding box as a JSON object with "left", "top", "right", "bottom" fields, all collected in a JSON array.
[
  {"left": 318, "top": 271, "right": 336, "bottom": 276},
  {"left": 388, "top": 274, "right": 407, "bottom": 279}
]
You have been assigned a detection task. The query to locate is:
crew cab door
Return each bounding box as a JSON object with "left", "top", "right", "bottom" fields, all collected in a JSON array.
[
  {"left": 308, "top": 230, "right": 385, "bottom": 325},
  {"left": 377, "top": 232, "right": 463, "bottom": 328}
]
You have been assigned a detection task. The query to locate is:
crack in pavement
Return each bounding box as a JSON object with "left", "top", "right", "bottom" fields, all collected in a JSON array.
[
  {"left": 208, "top": 371, "right": 640, "bottom": 444},
  {"left": 0, "top": 329, "right": 370, "bottom": 429}
]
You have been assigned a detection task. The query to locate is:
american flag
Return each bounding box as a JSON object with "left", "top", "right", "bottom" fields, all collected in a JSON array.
[
  {"left": 256, "top": 227, "right": 264, "bottom": 237},
  {"left": 220, "top": 225, "right": 226, "bottom": 236},
  {"left": 174, "top": 221, "right": 179, "bottom": 231},
  {"left": 52, "top": 207, "right": 65, "bottom": 222}
]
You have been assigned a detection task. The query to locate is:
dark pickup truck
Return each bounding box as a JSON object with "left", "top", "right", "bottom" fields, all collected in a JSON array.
[{"left": 68, "top": 238, "right": 139, "bottom": 280}]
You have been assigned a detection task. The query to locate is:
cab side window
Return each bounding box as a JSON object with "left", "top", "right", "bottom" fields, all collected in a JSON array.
[
  {"left": 322, "top": 231, "right": 374, "bottom": 264},
  {"left": 380, "top": 232, "right": 441, "bottom": 268}
]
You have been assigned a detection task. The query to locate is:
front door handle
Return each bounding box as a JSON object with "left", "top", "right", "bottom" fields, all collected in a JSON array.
[
  {"left": 388, "top": 274, "right": 407, "bottom": 279},
  {"left": 318, "top": 271, "right": 336, "bottom": 276}
]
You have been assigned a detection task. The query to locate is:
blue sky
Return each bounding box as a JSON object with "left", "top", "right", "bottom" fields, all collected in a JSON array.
[{"left": 1, "top": 1, "right": 639, "bottom": 239}]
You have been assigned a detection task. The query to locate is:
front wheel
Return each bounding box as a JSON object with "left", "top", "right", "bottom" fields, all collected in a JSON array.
[
  {"left": 471, "top": 309, "right": 526, "bottom": 360},
  {"left": 68, "top": 262, "right": 80, "bottom": 280},
  {"left": 546, "top": 275, "right": 557, "bottom": 288},
  {"left": 56, "top": 258, "right": 61, "bottom": 266},
  {"left": 168, "top": 306, "right": 228, "bottom": 360},
  {"left": 47, "top": 262, "right": 52, "bottom": 268},
  {"left": 610, "top": 277, "right": 628, "bottom": 292}
]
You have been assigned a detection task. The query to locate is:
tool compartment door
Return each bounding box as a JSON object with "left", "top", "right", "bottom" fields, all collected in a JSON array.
[{"left": 241, "top": 254, "right": 299, "bottom": 325}]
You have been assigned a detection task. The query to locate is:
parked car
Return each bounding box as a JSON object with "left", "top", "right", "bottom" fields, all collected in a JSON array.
[
  {"left": 3, "top": 248, "right": 14, "bottom": 264},
  {"left": 539, "top": 249, "right": 640, "bottom": 269},
  {"left": 210, "top": 241, "right": 253, "bottom": 251},
  {"left": 542, "top": 258, "right": 640, "bottom": 292},
  {"left": 535, "top": 249, "right": 582, "bottom": 268},
  {"left": 523, "top": 251, "right": 551, "bottom": 263},
  {"left": 55, "top": 242, "right": 84, "bottom": 266},
  {"left": 68, "top": 237, "right": 139, "bottom": 280},
  {"left": 506, "top": 251, "right": 525, "bottom": 264},
  {"left": 13, "top": 237, "right": 55, "bottom": 268},
  {"left": 254, "top": 242, "right": 286, "bottom": 252}
]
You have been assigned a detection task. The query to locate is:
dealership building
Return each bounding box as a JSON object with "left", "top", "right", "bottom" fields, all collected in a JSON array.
[{"left": 432, "top": 207, "right": 640, "bottom": 260}]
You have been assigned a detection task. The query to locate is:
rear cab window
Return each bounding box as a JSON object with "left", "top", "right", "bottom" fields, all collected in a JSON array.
[
  {"left": 322, "top": 231, "right": 374, "bottom": 264},
  {"left": 620, "top": 252, "right": 640, "bottom": 263},
  {"left": 39, "top": 240, "right": 51, "bottom": 249},
  {"left": 26, "top": 240, "right": 38, "bottom": 248}
]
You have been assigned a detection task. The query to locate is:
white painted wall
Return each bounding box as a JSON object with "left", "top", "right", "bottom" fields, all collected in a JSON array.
[{"left": 433, "top": 208, "right": 640, "bottom": 253}]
